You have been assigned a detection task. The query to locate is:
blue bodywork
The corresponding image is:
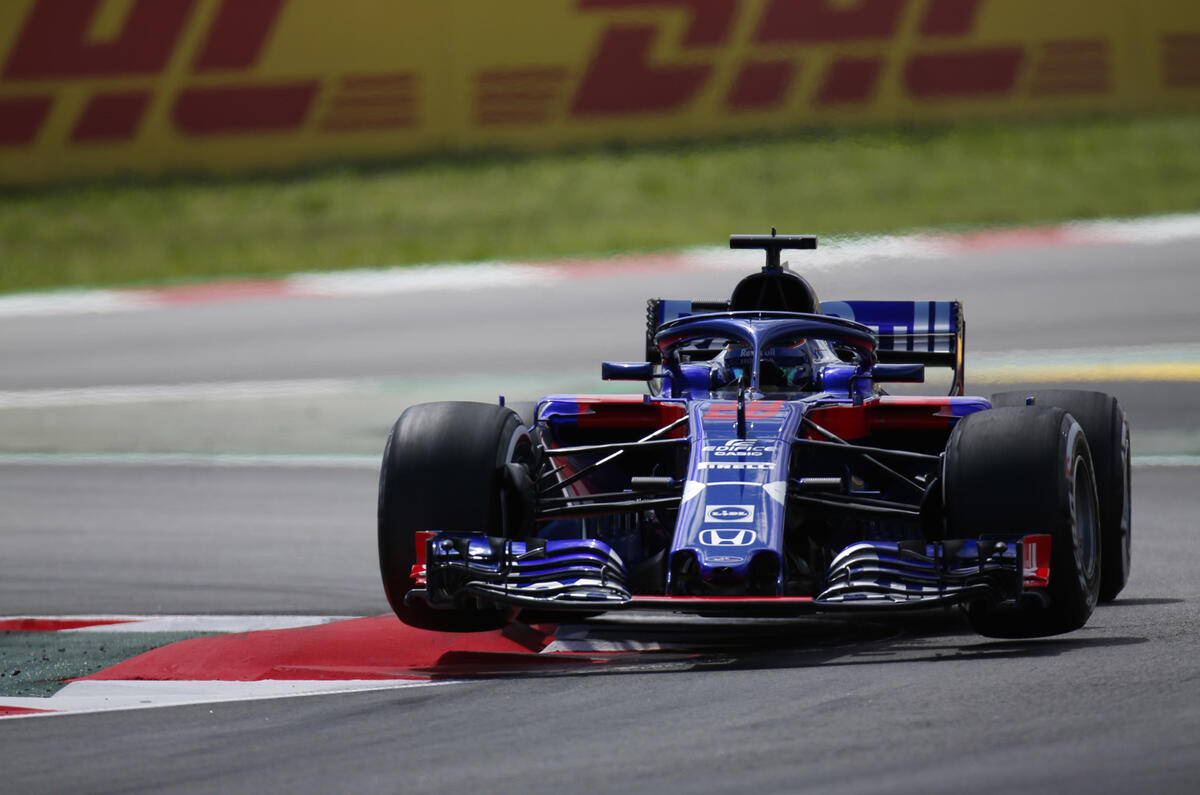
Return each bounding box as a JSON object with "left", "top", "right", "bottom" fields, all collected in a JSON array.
[
  {"left": 669, "top": 399, "right": 803, "bottom": 594},
  {"left": 411, "top": 304, "right": 1040, "bottom": 617}
]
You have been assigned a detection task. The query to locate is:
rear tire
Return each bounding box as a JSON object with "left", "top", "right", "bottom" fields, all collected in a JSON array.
[
  {"left": 944, "top": 406, "right": 1102, "bottom": 638},
  {"left": 991, "top": 390, "right": 1130, "bottom": 601},
  {"left": 378, "top": 401, "right": 536, "bottom": 630}
]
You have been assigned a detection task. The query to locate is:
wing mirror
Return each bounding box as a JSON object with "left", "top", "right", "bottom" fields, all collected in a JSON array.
[
  {"left": 601, "top": 361, "right": 656, "bottom": 381},
  {"left": 872, "top": 363, "right": 925, "bottom": 383}
]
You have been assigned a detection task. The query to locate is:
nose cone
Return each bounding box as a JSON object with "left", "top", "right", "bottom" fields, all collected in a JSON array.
[{"left": 710, "top": 566, "right": 737, "bottom": 583}]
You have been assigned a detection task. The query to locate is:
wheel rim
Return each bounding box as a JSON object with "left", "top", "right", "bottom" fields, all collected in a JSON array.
[
  {"left": 1072, "top": 454, "right": 1099, "bottom": 579},
  {"left": 499, "top": 424, "right": 537, "bottom": 540},
  {"left": 1120, "top": 418, "right": 1132, "bottom": 560}
]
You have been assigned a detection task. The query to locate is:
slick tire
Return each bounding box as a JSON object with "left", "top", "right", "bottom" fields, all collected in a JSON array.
[
  {"left": 378, "top": 401, "right": 536, "bottom": 631},
  {"left": 944, "top": 406, "right": 1102, "bottom": 638},
  {"left": 991, "top": 390, "right": 1130, "bottom": 602}
]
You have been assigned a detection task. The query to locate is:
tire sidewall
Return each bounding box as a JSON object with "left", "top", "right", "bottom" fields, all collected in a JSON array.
[
  {"left": 1059, "top": 417, "right": 1101, "bottom": 617},
  {"left": 990, "top": 389, "right": 1130, "bottom": 601},
  {"left": 946, "top": 406, "right": 1102, "bottom": 637},
  {"left": 1105, "top": 403, "right": 1132, "bottom": 600}
]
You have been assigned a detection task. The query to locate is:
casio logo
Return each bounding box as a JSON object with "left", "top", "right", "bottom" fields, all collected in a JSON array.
[{"left": 704, "top": 440, "right": 775, "bottom": 457}]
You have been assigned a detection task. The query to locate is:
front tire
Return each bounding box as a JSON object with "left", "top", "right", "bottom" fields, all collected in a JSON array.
[
  {"left": 944, "top": 406, "right": 1102, "bottom": 638},
  {"left": 991, "top": 390, "right": 1130, "bottom": 601},
  {"left": 378, "top": 401, "right": 536, "bottom": 630}
]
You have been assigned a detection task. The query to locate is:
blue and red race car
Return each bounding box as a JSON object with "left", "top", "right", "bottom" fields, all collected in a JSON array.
[{"left": 378, "top": 233, "right": 1131, "bottom": 638}]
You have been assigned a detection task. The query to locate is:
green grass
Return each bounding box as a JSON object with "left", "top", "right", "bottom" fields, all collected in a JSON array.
[
  {"left": 3, "top": 114, "right": 1200, "bottom": 294},
  {"left": 0, "top": 631, "right": 217, "bottom": 698}
]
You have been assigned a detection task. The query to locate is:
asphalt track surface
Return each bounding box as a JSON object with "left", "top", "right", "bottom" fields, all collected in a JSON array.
[{"left": 2, "top": 233, "right": 1199, "bottom": 793}]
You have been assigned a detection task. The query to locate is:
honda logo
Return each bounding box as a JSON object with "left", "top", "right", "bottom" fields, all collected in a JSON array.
[{"left": 698, "top": 528, "right": 758, "bottom": 547}]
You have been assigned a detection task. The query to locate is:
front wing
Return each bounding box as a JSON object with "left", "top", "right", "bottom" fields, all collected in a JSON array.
[{"left": 406, "top": 533, "right": 1052, "bottom": 617}]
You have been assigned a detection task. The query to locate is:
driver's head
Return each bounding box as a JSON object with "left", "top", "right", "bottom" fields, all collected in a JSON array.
[
  {"left": 762, "top": 341, "right": 812, "bottom": 389},
  {"left": 709, "top": 345, "right": 752, "bottom": 390},
  {"left": 759, "top": 359, "right": 789, "bottom": 387}
]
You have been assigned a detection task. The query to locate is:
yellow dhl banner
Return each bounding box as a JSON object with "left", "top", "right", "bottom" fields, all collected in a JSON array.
[{"left": 1, "top": 0, "right": 1198, "bottom": 185}]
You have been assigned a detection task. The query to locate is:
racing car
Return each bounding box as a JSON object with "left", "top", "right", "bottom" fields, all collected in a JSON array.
[{"left": 378, "top": 233, "right": 1132, "bottom": 638}]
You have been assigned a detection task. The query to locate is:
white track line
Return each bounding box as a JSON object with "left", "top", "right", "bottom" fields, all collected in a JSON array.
[
  {"left": 0, "top": 453, "right": 381, "bottom": 468},
  {"left": 0, "top": 378, "right": 367, "bottom": 408},
  {"left": 0, "top": 679, "right": 458, "bottom": 720},
  {"left": 0, "top": 290, "right": 158, "bottom": 318},
  {"left": 971, "top": 344, "right": 1200, "bottom": 368},
  {"left": 1133, "top": 456, "right": 1200, "bottom": 467},
  {"left": 0, "top": 615, "right": 359, "bottom": 632},
  {"left": 0, "top": 451, "right": 1193, "bottom": 468},
  {"left": 287, "top": 261, "right": 558, "bottom": 297}
]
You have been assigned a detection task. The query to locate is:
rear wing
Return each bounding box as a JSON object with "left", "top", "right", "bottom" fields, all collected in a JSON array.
[
  {"left": 823, "top": 301, "right": 964, "bottom": 395},
  {"left": 645, "top": 298, "right": 965, "bottom": 395},
  {"left": 644, "top": 299, "right": 727, "bottom": 363}
]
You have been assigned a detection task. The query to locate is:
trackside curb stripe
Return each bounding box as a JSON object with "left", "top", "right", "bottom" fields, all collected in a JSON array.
[{"left": 2, "top": 212, "right": 1199, "bottom": 318}]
